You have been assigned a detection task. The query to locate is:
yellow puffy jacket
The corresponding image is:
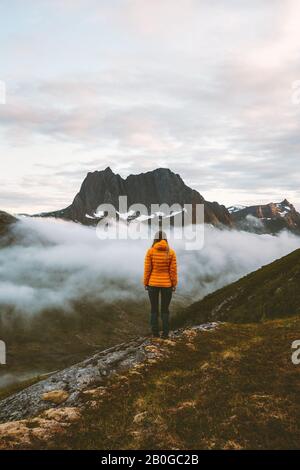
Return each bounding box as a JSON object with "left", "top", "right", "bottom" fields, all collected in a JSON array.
[{"left": 143, "top": 239, "right": 178, "bottom": 288}]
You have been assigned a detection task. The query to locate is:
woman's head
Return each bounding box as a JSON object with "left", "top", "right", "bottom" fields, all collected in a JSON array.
[{"left": 152, "top": 230, "right": 168, "bottom": 247}]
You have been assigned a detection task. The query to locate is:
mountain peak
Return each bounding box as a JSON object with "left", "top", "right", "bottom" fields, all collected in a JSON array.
[
  {"left": 103, "top": 166, "right": 113, "bottom": 174},
  {"left": 36, "top": 167, "right": 232, "bottom": 227}
]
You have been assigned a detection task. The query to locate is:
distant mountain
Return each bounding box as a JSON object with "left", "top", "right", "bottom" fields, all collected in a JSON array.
[
  {"left": 174, "top": 247, "right": 300, "bottom": 326},
  {"left": 35, "top": 167, "right": 233, "bottom": 227},
  {"left": 0, "top": 211, "right": 17, "bottom": 234},
  {"left": 25, "top": 167, "right": 300, "bottom": 235},
  {"left": 0, "top": 211, "right": 17, "bottom": 246},
  {"left": 228, "top": 199, "right": 300, "bottom": 234}
]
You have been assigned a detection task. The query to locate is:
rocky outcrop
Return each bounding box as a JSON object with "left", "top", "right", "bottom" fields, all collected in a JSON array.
[
  {"left": 36, "top": 167, "right": 232, "bottom": 227},
  {"left": 230, "top": 199, "right": 300, "bottom": 234},
  {"left": 0, "top": 323, "right": 218, "bottom": 424}
]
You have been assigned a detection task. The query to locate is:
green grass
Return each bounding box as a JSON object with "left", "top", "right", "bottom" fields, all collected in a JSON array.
[{"left": 40, "top": 316, "right": 300, "bottom": 450}]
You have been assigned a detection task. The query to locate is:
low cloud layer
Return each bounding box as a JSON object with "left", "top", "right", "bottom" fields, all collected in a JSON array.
[{"left": 0, "top": 217, "right": 299, "bottom": 315}]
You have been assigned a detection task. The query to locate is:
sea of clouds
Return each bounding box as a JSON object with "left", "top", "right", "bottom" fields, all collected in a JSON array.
[{"left": 0, "top": 216, "right": 300, "bottom": 314}]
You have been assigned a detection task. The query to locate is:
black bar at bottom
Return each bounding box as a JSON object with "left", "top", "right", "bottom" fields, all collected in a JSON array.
[{"left": 0, "top": 449, "right": 298, "bottom": 466}]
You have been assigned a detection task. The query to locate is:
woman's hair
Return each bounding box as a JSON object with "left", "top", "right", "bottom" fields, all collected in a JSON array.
[{"left": 152, "top": 230, "right": 168, "bottom": 247}]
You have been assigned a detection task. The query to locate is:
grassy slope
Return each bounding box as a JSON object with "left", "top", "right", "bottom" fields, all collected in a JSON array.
[
  {"left": 173, "top": 248, "right": 300, "bottom": 327},
  {"left": 42, "top": 316, "right": 300, "bottom": 450}
]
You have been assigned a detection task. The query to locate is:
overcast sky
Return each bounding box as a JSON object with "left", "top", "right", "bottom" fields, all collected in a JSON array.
[{"left": 1, "top": 0, "right": 300, "bottom": 214}]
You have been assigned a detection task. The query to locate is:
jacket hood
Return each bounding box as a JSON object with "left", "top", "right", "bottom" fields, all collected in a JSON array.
[{"left": 153, "top": 239, "right": 169, "bottom": 251}]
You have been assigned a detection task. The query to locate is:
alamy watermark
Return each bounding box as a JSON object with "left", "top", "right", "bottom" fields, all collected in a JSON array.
[
  {"left": 0, "top": 340, "right": 6, "bottom": 365},
  {"left": 291, "top": 340, "right": 300, "bottom": 365},
  {"left": 93, "top": 197, "right": 205, "bottom": 250},
  {"left": 0, "top": 80, "right": 6, "bottom": 104}
]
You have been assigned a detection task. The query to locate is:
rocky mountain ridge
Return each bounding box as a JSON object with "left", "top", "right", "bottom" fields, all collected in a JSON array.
[
  {"left": 35, "top": 167, "right": 232, "bottom": 227},
  {"left": 229, "top": 199, "right": 300, "bottom": 234},
  {"left": 32, "top": 167, "right": 300, "bottom": 234}
]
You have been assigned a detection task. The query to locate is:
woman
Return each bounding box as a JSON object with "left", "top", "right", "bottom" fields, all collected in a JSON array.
[{"left": 143, "top": 230, "right": 178, "bottom": 338}]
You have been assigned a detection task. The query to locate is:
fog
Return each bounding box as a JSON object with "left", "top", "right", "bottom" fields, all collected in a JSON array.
[
  {"left": 0, "top": 217, "right": 300, "bottom": 314},
  {"left": 0, "top": 372, "right": 45, "bottom": 389}
]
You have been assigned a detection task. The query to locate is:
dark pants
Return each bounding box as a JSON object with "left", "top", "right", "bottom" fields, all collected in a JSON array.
[{"left": 148, "top": 286, "right": 173, "bottom": 336}]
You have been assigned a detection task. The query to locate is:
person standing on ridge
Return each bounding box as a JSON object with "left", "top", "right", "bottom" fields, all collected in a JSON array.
[{"left": 143, "top": 230, "right": 178, "bottom": 339}]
